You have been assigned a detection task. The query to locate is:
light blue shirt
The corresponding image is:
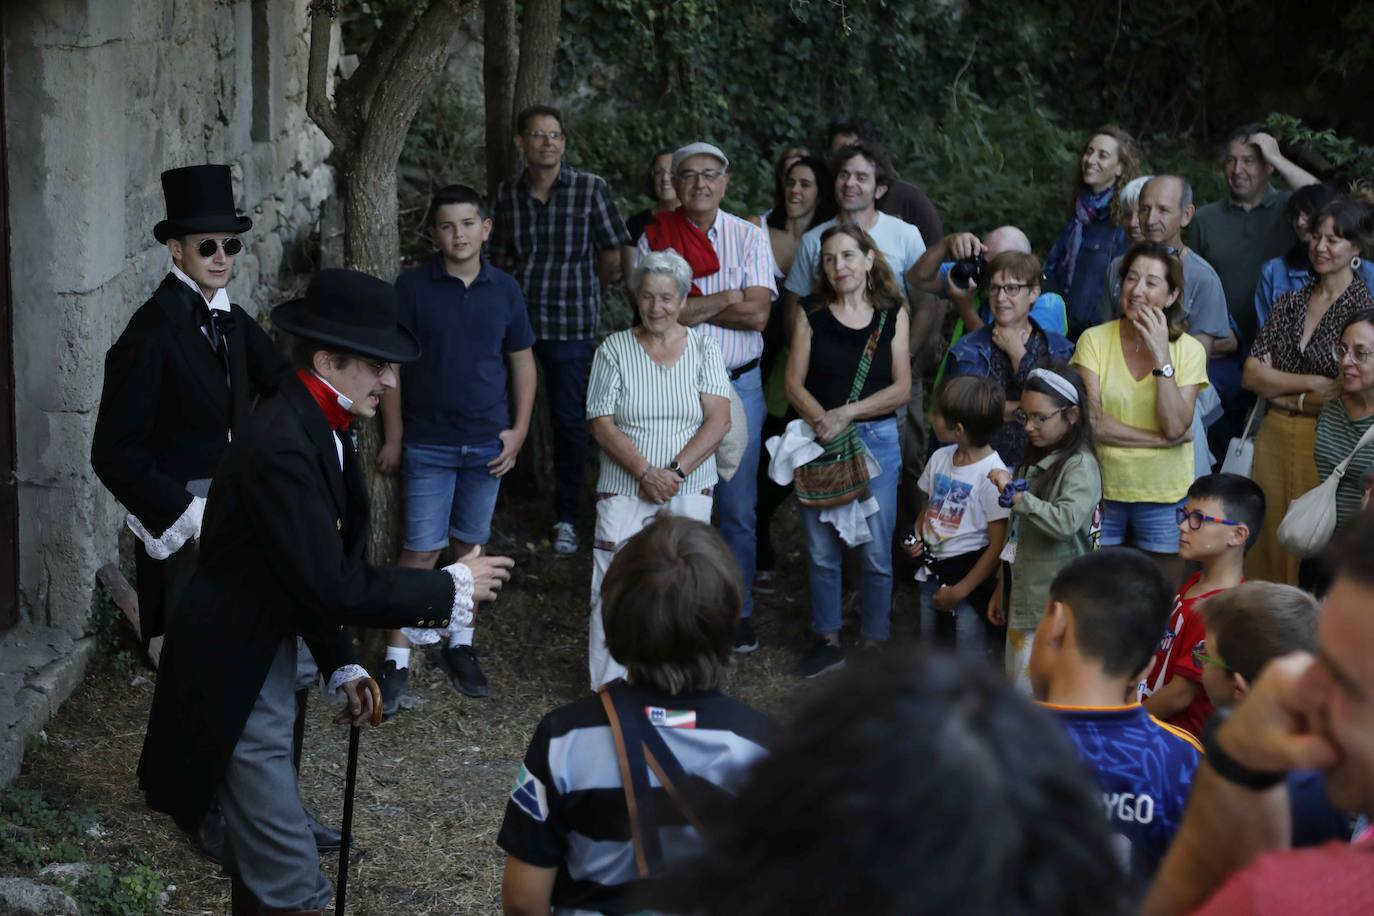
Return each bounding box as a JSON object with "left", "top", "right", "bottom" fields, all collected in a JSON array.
[{"left": 784, "top": 212, "right": 926, "bottom": 298}]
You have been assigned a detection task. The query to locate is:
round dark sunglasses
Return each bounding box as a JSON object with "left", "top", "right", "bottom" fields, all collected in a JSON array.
[{"left": 197, "top": 237, "right": 243, "bottom": 258}]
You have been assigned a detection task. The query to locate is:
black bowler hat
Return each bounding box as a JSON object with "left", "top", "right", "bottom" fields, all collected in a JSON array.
[
  {"left": 153, "top": 164, "right": 253, "bottom": 243},
  {"left": 271, "top": 268, "right": 421, "bottom": 364}
]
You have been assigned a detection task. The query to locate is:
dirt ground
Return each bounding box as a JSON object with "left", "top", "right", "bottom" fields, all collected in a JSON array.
[{"left": 17, "top": 498, "right": 924, "bottom": 915}]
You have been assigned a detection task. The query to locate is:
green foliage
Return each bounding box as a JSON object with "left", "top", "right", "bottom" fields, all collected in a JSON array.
[
  {"left": 89, "top": 576, "right": 139, "bottom": 675},
  {"left": 0, "top": 787, "right": 88, "bottom": 868},
  {"left": 1265, "top": 114, "right": 1374, "bottom": 186},
  {"left": 69, "top": 863, "right": 167, "bottom": 916},
  {"left": 399, "top": 0, "right": 1373, "bottom": 260},
  {"left": 0, "top": 788, "right": 166, "bottom": 915}
]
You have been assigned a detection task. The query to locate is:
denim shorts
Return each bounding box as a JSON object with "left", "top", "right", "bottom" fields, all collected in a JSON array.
[
  {"left": 401, "top": 440, "right": 503, "bottom": 550},
  {"left": 1100, "top": 498, "right": 1185, "bottom": 554}
]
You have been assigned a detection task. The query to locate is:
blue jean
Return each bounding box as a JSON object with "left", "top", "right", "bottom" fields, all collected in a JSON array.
[
  {"left": 401, "top": 440, "right": 504, "bottom": 549},
  {"left": 917, "top": 577, "right": 994, "bottom": 662},
  {"left": 798, "top": 417, "right": 902, "bottom": 641},
  {"left": 1101, "top": 498, "right": 1185, "bottom": 554},
  {"left": 534, "top": 338, "right": 596, "bottom": 526},
  {"left": 716, "top": 366, "right": 766, "bottom": 618}
]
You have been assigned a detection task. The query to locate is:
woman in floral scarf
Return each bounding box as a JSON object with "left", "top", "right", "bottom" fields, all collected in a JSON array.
[{"left": 1045, "top": 126, "right": 1141, "bottom": 339}]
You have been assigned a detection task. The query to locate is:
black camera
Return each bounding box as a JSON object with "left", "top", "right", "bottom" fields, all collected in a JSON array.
[{"left": 948, "top": 253, "right": 987, "bottom": 290}]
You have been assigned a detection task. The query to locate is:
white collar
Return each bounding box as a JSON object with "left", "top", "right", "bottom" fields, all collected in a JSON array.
[
  {"left": 171, "top": 263, "right": 231, "bottom": 313},
  {"left": 310, "top": 371, "right": 354, "bottom": 411}
]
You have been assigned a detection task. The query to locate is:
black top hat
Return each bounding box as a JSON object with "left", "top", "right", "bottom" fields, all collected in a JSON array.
[
  {"left": 153, "top": 164, "right": 253, "bottom": 243},
  {"left": 271, "top": 269, "right": 421, "bottom": 364}
]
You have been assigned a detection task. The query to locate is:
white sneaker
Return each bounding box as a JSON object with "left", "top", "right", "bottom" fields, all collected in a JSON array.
[{"left": 552, "top": 522, "right": 578, "bottom": 555}]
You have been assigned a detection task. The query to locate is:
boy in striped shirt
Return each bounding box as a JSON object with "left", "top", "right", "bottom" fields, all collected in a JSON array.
[{"left": 1030, "top": 547, "right": 1202, "bottom": 891}]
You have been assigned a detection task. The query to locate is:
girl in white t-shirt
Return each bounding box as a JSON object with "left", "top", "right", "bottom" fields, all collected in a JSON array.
[{"left": 905, "top": 376, "right": 1010, "bottom": 662}]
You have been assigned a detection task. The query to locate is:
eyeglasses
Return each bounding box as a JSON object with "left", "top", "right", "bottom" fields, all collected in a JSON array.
[
  {"left": 527, "top": 129, "right": 563, "bottom": 141},
  {"left": 988, "top": 282, "right": 1030, "bottom": 297},
  {"left": 1333, "top": 343, "right": 1374, "bottom": 365},
  {"left": 197, "top": 237, "right": 243, "bottom": 258},
  {"left": 1175, "top": 507, "right": 1241, "bottom": 530},
  {"left": 1194, "top": 651, "right": 1232, "bottom": 672},
  {"left": 1013, "top": 407, "right": 1067, "bottom": 427},
  {"left": 676, "top": 169, "right": 726, "bottom": 184}
]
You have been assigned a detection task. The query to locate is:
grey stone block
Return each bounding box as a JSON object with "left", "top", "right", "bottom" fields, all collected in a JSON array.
[{"left": 0, "top": 877, "right": 80, "bottom": 915}]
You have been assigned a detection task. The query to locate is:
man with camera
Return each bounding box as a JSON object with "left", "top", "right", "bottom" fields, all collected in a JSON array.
[{"left": 908, "top": 226, "right": 1068, "bottom": 338}]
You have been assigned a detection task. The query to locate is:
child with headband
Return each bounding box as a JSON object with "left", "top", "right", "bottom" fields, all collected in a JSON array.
[{"left": 987, "top": 363, "right": 1103, "bottom": 691}]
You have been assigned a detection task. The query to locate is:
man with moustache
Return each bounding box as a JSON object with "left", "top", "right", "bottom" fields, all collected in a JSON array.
[
  {"left": 635, "top": 141, "right": 776, "bottom": 652},
  {"left": 138, "top": 269, "right": 514, "bottom": 914}
]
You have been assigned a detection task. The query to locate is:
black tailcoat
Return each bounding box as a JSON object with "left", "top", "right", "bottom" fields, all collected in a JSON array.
[
  {"left": 138, "top": 376, "right": 456, "bottom": 832},
  {"left": 91, "top": 274, "right": 291, "bottom": 640}
]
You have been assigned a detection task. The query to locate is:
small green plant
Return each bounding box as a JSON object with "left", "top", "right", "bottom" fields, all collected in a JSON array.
[
  {"left": 70, "top": 862, "right": 167, "bottom": 916},
  {"left": 0, "top": 787, "right": 89, "bottom": 869}
]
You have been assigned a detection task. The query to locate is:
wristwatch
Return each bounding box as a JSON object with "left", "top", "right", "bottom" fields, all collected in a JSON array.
[
  {"left": 668, "top": 460, "right": 687, "bottom": 481},
  {"left": 1151, "top": 363, "right": 1176, "bottom": 378}
]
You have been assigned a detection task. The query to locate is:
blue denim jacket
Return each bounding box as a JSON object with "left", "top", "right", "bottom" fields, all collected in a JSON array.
[
  {"left": 948, "top": 320, "right": 1075, "bottom": 467},
  {"left": 1044, "top": 218, "right": 1129, "bottom": 336}
]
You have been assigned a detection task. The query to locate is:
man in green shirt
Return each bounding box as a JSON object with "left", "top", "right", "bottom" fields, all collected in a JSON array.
[{"left": 1188, "top": 125, "right": 1318, "bottom": 348}]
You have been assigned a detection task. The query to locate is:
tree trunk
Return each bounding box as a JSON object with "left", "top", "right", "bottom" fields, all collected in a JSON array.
[
  {"left": 483, "top": 0, "right": 517, "bottom": 202},
  {"left": 306, "top": 0, "right": 474, "bottom": 564},
  {"left": 511, "top": 0, "right": 562, "bottom": 125}
]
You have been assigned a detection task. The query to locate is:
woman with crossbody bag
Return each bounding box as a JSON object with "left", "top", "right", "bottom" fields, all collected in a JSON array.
[
  {"left": 1288, "top": 308, "right": 1374, "bottom": 590},
  {"left": 785, "top": 224, "right": 911, "bottom": 678}
]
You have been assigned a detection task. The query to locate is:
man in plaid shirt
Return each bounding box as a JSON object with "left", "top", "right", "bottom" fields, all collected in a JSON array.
[{"left": 490, "top": 105, "right": 631, "bottom": 555}]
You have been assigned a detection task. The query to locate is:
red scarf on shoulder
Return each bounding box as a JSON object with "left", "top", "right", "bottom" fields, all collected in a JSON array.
[
  {"left": 643, "top": 206, "right": 720, "bottom": 297},
  {"left": 296, "top": 369, "right": 353, "bottom": 432}
]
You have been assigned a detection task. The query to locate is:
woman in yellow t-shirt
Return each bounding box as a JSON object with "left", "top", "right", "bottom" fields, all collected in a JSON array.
[{"left": 1071, "top": 241, "right": 1208, "bottom": 584}]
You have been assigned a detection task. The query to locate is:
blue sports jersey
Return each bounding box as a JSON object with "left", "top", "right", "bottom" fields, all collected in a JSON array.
[{"left": 1044, "top": 703, "right": 1201, "bottom": 888}]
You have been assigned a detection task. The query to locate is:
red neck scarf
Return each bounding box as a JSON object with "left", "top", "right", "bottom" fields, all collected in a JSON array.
[
  {"left": 295, "top": 369, "right": 353, "bottom": 432},
  {"left": 643, "top": 206, "right": 720, "bottom": 297}
]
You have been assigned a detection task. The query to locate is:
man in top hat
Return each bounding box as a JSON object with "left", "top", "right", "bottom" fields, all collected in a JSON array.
[
  {"left": 92, "top": 164, "right": 290, "bottom": 645},
  {"left": 138, "top": 268, "right": 515, "bottom": 915}
]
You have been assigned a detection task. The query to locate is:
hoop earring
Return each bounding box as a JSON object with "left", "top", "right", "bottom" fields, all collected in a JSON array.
[{"left": 1353, "top": 256, "right": 1363, "bottom": 271}]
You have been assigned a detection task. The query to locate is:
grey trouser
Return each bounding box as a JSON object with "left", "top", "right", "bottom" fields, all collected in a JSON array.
[{"left": 219, "top": 638, "right": 333, "bottom": 910}]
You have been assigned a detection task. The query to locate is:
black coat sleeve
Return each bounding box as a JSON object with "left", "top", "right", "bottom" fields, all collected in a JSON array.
[
  {"left": 91, "top": 319, "right": 194, "bottom": 536},
  {"left": 239, "top": 309, "right": 292, "bottom": 397},
  {"left": 241, "top": 433, "right": 457, "bottom": 631}
]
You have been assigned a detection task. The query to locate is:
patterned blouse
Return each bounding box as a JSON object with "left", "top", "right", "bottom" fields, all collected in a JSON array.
[{"left": 1250, "top": 275, "right": 1374, "bottom": 377}]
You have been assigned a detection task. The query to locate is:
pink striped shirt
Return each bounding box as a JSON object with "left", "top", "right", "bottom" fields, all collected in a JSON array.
[{"left": 636, "top": 209, "right": 778, "bottom": 371}]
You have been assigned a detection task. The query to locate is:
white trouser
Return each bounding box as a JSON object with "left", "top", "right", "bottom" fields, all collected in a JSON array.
[{"left": 588, "top": 491, "right": 714, "bottom": 689}]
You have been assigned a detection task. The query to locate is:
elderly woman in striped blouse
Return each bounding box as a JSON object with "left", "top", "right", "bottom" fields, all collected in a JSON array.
[{"left": 585, "top": 248, "right": 733, "bottom": 688}]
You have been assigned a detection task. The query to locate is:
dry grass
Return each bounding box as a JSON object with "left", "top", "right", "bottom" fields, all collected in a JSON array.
[{"left": 16, "top": 500, "right": 922, "bottom": 914}]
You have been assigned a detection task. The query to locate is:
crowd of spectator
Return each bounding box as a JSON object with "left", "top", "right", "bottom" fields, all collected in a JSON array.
[{"left": 369, "top": 106, "right": 1374, "bottom": 913}]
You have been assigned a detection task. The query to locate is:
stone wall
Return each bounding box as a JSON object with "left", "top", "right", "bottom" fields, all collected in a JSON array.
[{"left": 0, "top": 0, "right": 334, "bottom": 783}]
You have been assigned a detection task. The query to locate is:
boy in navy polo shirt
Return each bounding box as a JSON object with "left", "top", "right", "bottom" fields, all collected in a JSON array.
[
  {"left": 378, "top": 185, "right": 536, "bottom": 710},
  {"left": 1029, "top": 547, "right": 1202, "bottom": 894}
]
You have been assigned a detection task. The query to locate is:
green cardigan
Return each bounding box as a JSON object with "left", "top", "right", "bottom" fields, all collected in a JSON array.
[{"left": 1006, "top": 450, "right": 1103, "bottom": 630}]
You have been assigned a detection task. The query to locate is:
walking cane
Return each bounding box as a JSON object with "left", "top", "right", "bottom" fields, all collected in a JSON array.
[{"left": 335, "top": 679, "right": 381, "bottom": 916}]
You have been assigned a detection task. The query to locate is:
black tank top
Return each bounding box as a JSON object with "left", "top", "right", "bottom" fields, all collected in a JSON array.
[{"left": 802, "top": 306, "right": 898, "bottom": 415}]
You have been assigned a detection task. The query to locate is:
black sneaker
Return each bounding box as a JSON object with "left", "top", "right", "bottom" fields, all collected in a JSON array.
[
  {"left": 733, "top": 618, "right": 760, "bottom": 654},
  {"left": 377, "top": 659, "right": 408, "bottom": 718},
  {"left": 797, "top": 639, "right": 845, "bottom": 678},
  {"left": 441, "top": 645, "right": 490, "bottom": 698}
]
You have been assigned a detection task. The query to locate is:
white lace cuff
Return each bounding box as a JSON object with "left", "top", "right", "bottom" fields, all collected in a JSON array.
[
  {"left": 326, "top": 664, "right": 371, "bottom": 702},
  {"left": 126, "top": 496, "right": 205, "bottom": 560},
  {"left": 400, "top": 562, "right": 474, "bottom": 646}
]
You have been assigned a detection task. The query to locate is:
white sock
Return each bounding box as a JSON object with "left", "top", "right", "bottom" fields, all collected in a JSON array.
[
  {"left": 386, "top": 646, "right": 411, "bottom": 669},
  {"left": 449, "top": 627, "right": 475, "bottom": 648}
]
